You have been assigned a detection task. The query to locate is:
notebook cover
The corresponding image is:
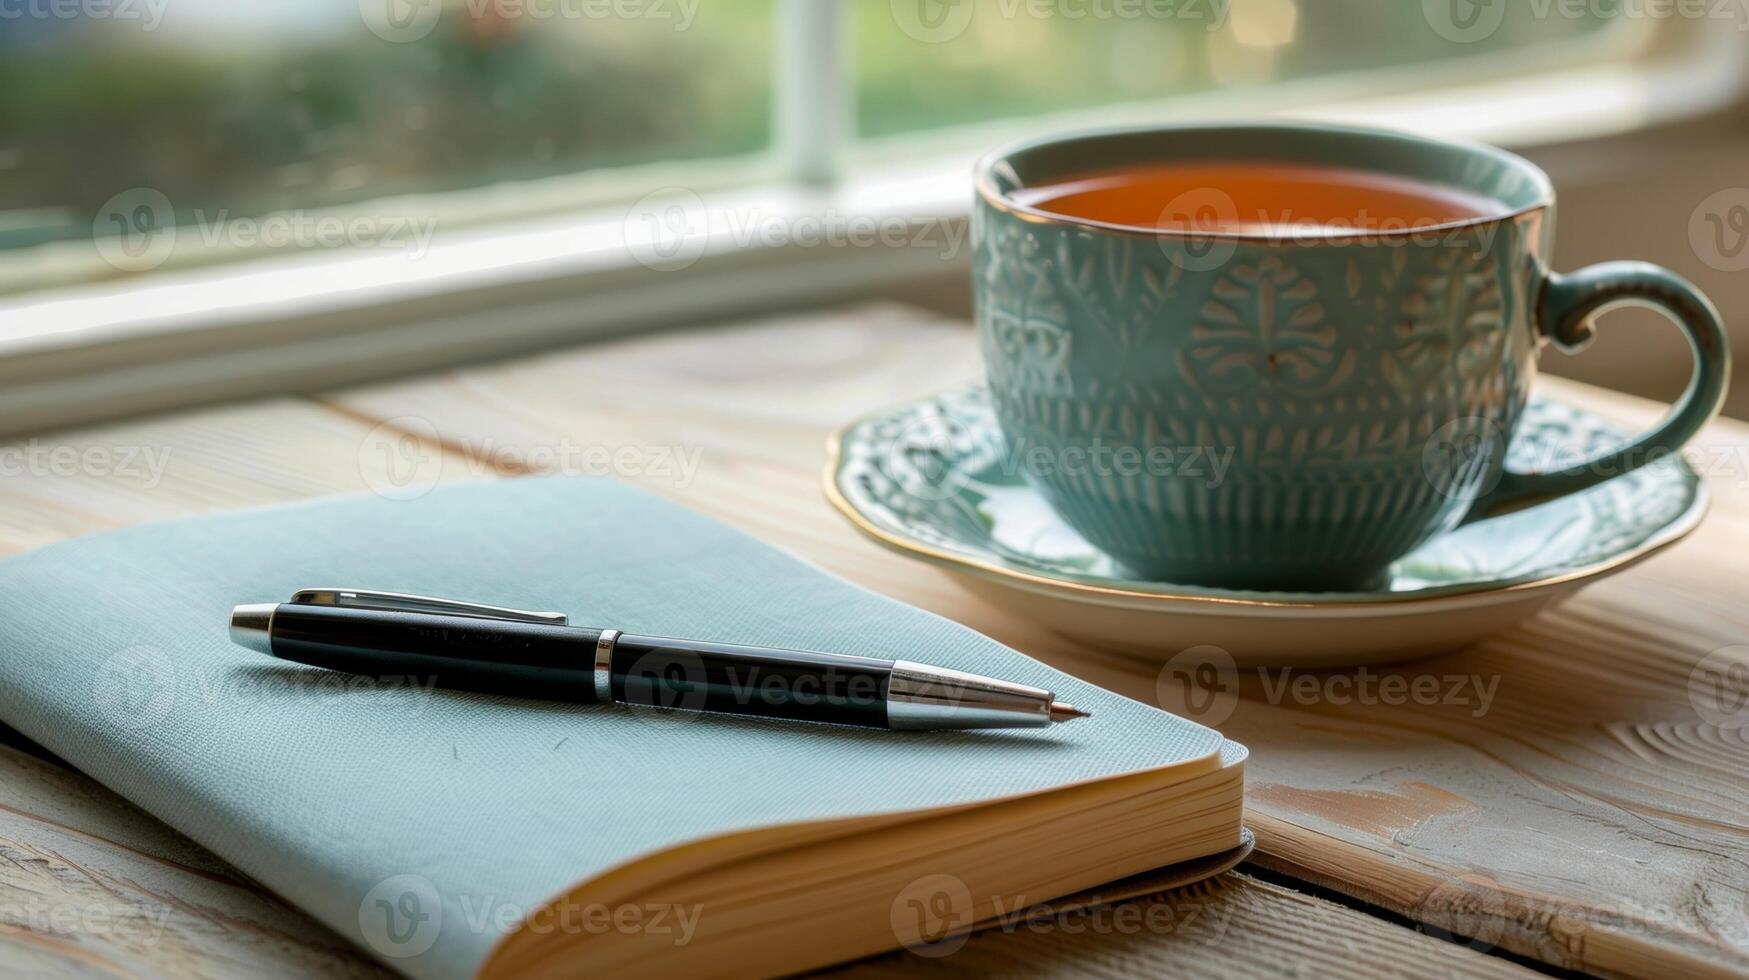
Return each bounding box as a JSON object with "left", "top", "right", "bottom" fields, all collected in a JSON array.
[{"left": 0, "top": 477, "right": 1242, "bottom": 978}]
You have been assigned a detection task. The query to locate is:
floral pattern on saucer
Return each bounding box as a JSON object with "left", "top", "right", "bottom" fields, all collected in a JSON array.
[{"left": 829, "top": 386, "right": 1706, "bottom": 605}]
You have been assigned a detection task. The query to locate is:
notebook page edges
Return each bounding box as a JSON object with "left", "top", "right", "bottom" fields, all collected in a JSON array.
[{"left": 0, "top": 476, "right": 1229, "bottom": 979}]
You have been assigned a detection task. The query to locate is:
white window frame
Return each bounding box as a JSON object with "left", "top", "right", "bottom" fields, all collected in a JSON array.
[{"left": 0, "top": 8, "right": 1742, "bottom": 436}]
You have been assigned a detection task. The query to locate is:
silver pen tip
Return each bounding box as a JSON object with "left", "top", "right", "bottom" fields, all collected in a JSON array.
[
  {"left": 1049, "top": 702, "right": 1089, "bottom": 723},
  {"left": 228, "top": 603, "right": 277, "bottom": 655}
]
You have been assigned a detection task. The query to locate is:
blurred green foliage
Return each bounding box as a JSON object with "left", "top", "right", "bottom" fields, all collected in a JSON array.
[
  {"left": 0, "top": 0, "right": 1613, "bottom": 252},
  {"left": 0, "top": 1, "right": 774, "bottom": 247}
]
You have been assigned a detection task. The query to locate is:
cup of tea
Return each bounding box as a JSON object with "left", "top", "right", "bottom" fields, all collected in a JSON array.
[{"left": 973, "top": 122, "right": 1729, "bottom": 590}]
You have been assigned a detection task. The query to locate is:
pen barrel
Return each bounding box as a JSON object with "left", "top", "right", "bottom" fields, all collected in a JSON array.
[
  {"left": 266, "top": 605, "right": 604, "bottom": 701},
  {"left": 611, "top": 634, "right": 893, "bottom": 728}
]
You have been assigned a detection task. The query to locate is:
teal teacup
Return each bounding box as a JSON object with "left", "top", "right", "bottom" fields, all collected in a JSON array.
[{"left": 972, "top": 123, "right": 1729, "bottom": 591}]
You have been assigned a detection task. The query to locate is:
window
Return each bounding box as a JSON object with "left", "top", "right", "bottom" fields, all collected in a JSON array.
[
  {"left": 2, "top": 0, "right": 775, "bottom": 279},
  {"left": 2, "top": 0, "right": 1645, "bottom": 290},
  {"left": 856, "top": 0, "right": 1620, "bottom": 140},
  {"left": 0, "top": 0, "right": 1732, "bottom": 437}
]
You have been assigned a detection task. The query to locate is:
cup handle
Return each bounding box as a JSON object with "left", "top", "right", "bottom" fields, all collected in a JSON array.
[{"left": 1463, "top": 261, "right": 1731, "bottom": 523}]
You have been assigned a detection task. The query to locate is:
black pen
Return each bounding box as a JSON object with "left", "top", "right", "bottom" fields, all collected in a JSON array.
[{"left": 228, "top": 589, "right": 1088, "bottom": 730}]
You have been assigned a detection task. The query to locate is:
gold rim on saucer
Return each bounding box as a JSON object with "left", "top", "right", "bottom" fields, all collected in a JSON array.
[{"left": 822, "top": 395, "right": 1710, "bottom": 615}]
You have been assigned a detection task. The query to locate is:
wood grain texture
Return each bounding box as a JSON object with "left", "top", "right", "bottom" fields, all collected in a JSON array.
[
  {"left": 0, "top": 721, "right": 1515, "bottom": 979},
  {"left": 0, "top": 398, "right": 484, "bottom": 558},
  {"left": 824, "top": 871, "right": 1533, "bottom": 980},
  {"left": 0, "top": 302, "right": 1743, "bottom": 978},
  {"left": 0, "top": 743, "right": 393, "bottom": 979},
  {"left": 330, "top": 304, "right": 1749, "bottom": 978}
]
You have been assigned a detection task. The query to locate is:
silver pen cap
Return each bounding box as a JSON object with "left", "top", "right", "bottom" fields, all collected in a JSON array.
[{"left": 886, "top": 660, "right": 1074, "bottom": 730}]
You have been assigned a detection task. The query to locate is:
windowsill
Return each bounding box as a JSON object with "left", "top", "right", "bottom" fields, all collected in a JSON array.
[{"left": 0, "top": 23, "right": 1742, "bottom": 437}]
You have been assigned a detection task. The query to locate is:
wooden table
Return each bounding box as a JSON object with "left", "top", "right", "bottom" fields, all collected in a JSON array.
[{"left": 2, "top": 304, "right": 1745, "bottom": 978}]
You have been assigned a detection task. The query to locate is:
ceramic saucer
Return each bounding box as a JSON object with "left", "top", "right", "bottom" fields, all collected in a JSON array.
[{"left": 825, "top": 386, "right": 1707, "bottom": 667}]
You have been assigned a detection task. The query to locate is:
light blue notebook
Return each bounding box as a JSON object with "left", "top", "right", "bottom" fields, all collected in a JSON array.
[{"left": 0, "top": 477, "right": 1245, "bottom": 978}]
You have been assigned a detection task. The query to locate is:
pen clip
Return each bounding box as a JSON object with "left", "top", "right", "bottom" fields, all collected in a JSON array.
[{"left": 287, "top": 588, "right": 569, "bottom": 625}]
